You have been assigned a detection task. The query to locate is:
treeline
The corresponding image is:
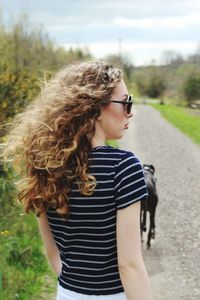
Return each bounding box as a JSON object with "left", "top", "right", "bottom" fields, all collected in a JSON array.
[{"left": 132, "top": 51, "right": 200, "bottom": 106}]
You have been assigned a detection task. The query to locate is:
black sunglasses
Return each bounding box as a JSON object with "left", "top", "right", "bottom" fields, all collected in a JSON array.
[{"left": 110, "top": 95, "right": 133, "bottom": 114}]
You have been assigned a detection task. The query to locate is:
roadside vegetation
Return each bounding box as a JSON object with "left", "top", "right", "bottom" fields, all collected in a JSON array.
[
  {"left": 0, "top": 163, "right": 57, "bottom": 299},
  {"left": 0, "top": 14, "right": 91, "bottom": 300},
  {"left": 0, "top": 10, "right": 200, "bottom": 299}
]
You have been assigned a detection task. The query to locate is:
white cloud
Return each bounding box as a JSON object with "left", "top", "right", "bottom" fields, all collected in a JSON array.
[
  {"left": 161, "top": 13, "right": 200, "bottom": 29},
  {"left": 113, "top": 17, "right": 154, "bottom": 29},
  {"left": 113, "top": 13, "right": 200, "bottom": 29}
]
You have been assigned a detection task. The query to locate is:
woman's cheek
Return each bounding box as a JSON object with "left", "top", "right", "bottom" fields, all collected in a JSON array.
[{"left": 108, "top": 107, "right": 124, "bottom": 121}]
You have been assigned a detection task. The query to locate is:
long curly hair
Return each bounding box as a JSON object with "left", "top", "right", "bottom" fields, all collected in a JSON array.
[{"left": 1, "top": 60, "right": 122, "bottom": 217}]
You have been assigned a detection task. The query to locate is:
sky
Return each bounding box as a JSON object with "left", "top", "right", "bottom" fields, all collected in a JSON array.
[{"left": 1, "top": 0, "right": 200, "bottom": 66}]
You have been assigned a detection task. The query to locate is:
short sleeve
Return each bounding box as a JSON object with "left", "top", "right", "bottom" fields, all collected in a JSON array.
[{"left": 114, "top": 151, "right": 148, "bottom": 210}]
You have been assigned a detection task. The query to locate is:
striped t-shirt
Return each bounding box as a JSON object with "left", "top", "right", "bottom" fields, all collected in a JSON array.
[{"left": 46, "top": 145, "right": 148, "bottom": 295}]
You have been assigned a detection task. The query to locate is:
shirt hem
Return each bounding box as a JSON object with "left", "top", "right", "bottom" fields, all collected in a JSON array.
[{"left": 58, "top": 278, "right": 124, "bottom": 296}]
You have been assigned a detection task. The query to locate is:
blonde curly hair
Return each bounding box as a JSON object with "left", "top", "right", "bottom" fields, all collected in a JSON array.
[{"left": 1, "top": 60, "right": 122, "bottom": 216}]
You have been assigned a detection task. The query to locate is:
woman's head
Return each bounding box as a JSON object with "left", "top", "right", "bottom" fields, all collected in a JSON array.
[
  {"left": 2, "top": 60, "right": 130, "bottom": 216},
  {"left": 93, "top": 79, "right": 133, "bottom": 145}
]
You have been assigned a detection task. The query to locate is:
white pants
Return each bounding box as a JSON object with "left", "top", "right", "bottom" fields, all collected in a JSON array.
[{"left": 56, "top": 284, "right": 127, "bottom": 300}]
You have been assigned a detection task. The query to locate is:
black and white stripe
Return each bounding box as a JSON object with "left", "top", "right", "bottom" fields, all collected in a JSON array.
[{"left": 46, "top": 145, "right": 148, "bottom": 295}]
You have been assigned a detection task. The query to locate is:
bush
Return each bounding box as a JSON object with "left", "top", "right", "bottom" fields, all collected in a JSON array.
[
  {"left": 183, "top": 75, "right": 200, "bottom": 104},
  {"left": 146, "top": 76, "right": 166, "bottom": 99},
  {"left": 134, "top": 67, "right": 166, "bottom": 100}
]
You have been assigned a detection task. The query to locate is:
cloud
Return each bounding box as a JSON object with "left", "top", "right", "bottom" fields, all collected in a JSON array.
[
  {"left": 113, "top": 13, "right": 200, "bottom": 29},
  {"left": 113, "top": 17, "right": 155, "bottom": 29}
]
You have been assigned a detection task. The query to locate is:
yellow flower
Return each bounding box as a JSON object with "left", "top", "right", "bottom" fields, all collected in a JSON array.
[
  {"left": 0, "top": 230, "right": 11, "bottom": 236},
  {"left": 1, "top": 102, "right": 7, "bottom": 109}
]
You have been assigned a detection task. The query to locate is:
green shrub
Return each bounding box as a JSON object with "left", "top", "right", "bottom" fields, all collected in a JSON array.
[{"left": 183, "top": 75, "right": 200, "bottom": 104}]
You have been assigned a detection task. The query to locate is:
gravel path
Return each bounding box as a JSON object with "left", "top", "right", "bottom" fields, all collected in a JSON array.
[{"left": 119, "top": 104, "right": 200, "bottom": 300}]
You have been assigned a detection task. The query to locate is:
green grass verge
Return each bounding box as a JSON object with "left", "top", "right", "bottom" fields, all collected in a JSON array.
[
  {"left": 0, "top": 210, "right": 57, "bottom": 300},
  {"left": 0, "top": 171, "right": 57, "bottom": 300},
  {"left": 150, "top": 103, "right": 200, "bottom": 145}
]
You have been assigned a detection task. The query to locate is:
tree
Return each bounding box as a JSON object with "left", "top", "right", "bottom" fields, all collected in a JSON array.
[
  {"left": 183, "top": 75, "right": 200, "bottom": 105},
  {"left": 161, "top": 50, "right": 184, "bottom": 67},
  {"left": 0, "top": 13, "right": 93, "bottom": 131},
  {"left": 146, "top": 75, "right": 166, "bottom": 101},
  {"left": 134, "top": 73, "right": 147, "bottom": 97},
  {"left": 134, "top": 66, "right": 166, "bottom": 103}
]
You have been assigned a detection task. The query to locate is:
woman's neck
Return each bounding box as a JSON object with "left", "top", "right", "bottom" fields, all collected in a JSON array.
[{"left": 91, "top": 136, "right": 105, "bottom": 148}]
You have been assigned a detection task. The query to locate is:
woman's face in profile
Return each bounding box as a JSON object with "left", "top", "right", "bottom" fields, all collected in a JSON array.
[{"left": 99, "top": 80, "right": 133, "bottom": 140}]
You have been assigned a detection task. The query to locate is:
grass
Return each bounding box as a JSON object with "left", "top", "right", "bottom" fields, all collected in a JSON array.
[
  {"left": 150, "top": 103, "right": 200, "bottom": 145},
  {"left": 0, "top": 171, "right": 57, "bottom": 300},
  {"left": 0, "top": 210, "right": 57, "bottom": 300}
]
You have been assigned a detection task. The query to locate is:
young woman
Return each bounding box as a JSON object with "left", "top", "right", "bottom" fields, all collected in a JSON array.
[{"left": 2, "top": 60, "right": 152, "bottom": 299}]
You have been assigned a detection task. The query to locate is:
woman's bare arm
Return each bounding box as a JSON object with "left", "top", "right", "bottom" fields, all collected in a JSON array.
[
  {"left": 117, "top": 201, "right": 152, "bottom": 300},
  {"left": 37, "top": 212, "right": 62, "bottom": 276}
]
